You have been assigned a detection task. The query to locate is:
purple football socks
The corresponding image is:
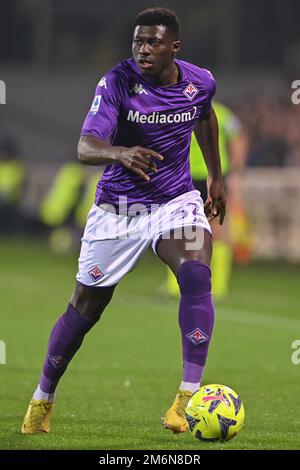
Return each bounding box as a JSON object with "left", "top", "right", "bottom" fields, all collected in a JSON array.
[
  {"left": 177, "top": 260, "right": 215, "bottom": 389},
  {"left": 37, "top": 261, "right": 214, "bottom": 397},
  {"left": 39, "top": 303, "right": 96, "bottom": 394}
]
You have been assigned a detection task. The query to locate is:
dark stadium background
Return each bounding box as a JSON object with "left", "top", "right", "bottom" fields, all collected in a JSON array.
[{"left": 0, "top": 0, "right": 299, "bottom": 451}]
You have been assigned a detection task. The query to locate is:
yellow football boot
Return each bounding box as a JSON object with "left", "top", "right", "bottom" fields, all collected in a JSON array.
[
  {"left": 21, "top": 399, "right": 53, "bottom": 434},
  {"left": 162, "top": 390, "right": 193, "bottom": 433}
]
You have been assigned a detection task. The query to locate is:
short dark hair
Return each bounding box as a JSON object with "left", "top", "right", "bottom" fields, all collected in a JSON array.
[{"left": 134, "top": 7, "right": 180, "bottom": 37}]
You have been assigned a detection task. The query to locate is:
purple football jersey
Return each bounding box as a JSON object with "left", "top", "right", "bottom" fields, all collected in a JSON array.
[{"left": 81, "top": 58, "right": 216, "bottom": 209}]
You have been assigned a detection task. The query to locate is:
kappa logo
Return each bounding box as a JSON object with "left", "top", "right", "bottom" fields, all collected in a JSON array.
[
  {"left": 186, "top": 328, "right": 209, "bottom": 345},
  {"left": 183, "top": 82, "right": 199, "bottom": 101},
  {"left": 131, "top": 83, "right": 148, "bottom": 95},
  {"left": 0, "top": 340, "right": 6, "bottom": 364},
  {"left": 90, "top": 95, "right": 102, "bottom": 114},
  {"left": 88, "top": 266, "right": 104, "bottom": 282},
  {"left": 98, "top": 76, "right": 107, "bottom": 89}
]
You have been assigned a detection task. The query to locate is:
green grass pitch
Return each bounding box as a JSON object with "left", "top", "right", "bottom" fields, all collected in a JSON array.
[{"left": 0, "top": 239, "right": 299, "bottom": 450}]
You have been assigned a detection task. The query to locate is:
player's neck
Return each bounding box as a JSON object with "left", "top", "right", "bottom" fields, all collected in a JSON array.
[{"left": 145, "top": 62, "right": 180, "bottom": 87}]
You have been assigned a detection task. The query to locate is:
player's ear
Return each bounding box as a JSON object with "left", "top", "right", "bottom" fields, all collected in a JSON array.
[{"left": 172, "top": 40, "right": 181, "bottom": 53}]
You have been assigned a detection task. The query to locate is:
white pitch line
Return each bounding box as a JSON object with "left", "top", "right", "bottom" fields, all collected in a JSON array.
[
  {"left": 125, "top": 296, "right": 300, "bottom": 333},
  {"left": 118, "top": 296, "right": 300, "bottom": 338},
  {"left": 218, "top": 307, "right": 300, "bottom": 332}
]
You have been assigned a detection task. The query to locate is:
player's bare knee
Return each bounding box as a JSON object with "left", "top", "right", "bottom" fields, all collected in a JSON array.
[
  {"left": 70, "top": 283, "right": 115, "bottom": 322},
  {"left": 177, "top": 260, "right": 211, "bottom": 296}
]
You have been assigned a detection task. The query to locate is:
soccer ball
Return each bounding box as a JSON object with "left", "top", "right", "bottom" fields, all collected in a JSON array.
[{"left": 185, "top": 384, "right": 245, "bottom": 442}]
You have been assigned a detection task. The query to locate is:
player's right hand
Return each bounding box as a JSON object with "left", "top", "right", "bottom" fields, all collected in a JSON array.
[{"left": 117, "top": 146, "right": 164, "bottom": 181}]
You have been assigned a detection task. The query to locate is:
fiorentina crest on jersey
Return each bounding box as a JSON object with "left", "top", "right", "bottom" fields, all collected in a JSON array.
[
  {"left": 183, "top": 82, "right": 199, "bottom": 101},
  {"left": 186, "top": 328, "right": 209, "bottom": 345},
  {"left": 88, "top": 266, "right": 104, "bottom": 281}
]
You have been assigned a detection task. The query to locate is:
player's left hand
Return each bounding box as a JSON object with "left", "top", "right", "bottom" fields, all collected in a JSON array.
[{"left": 204, "top": 177, "right": 226, "bottom": 225}]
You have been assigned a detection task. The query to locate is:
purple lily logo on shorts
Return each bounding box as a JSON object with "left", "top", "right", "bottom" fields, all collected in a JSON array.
[
  {"left": 88, "top": 266, "right": 104, "bottom": 282},
  {"left": 186, "top": 328, "right": 209, "bottom": 345}
]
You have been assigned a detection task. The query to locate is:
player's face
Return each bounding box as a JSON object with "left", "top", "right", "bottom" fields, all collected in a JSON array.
[{"left": 132, "top": 25, "right": 180, "bottom": 77}]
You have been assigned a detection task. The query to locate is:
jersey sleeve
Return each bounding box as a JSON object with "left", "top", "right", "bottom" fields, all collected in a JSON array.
[
  {"left": 201, "top": 69, "right": 216, "bottom": 120},
  {"left": 81, "top": 71, "right": 122, "bottom": 142}
]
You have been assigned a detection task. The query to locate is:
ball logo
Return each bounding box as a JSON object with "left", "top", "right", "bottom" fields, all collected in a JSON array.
[{"left": 130, "top": 83, "right": 148, "bottom": 95}]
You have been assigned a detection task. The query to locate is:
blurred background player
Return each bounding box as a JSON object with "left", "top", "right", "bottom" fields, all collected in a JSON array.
[
  {"left": 39, "top": 157, "right": 100, "bottom": 253},
  {"left": 166, "top": 101, "right": 250, "bottom": 301},
  {"left": 0, "top": 132, "right": 25, "bottom": 234}
]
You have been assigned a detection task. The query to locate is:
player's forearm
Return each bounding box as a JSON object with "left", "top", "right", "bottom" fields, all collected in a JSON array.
[
  {"left": 229, "top": 132, "right": 248, "bottom": 173},
  {"left": 194, "top": 108, "right": 223, "bottom": 180},
  {"left": 77, "top": 135, "right": 125, "bottom": 166}
]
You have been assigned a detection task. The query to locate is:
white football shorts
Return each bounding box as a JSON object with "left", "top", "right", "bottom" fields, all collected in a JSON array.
[{"left": 76, "top": 190, "right": 211, "bottom": 287}]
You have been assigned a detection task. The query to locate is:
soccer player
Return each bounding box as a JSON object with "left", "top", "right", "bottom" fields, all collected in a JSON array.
[{"left": 22, "top": 7, "right": 225, "bottom": 435}]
